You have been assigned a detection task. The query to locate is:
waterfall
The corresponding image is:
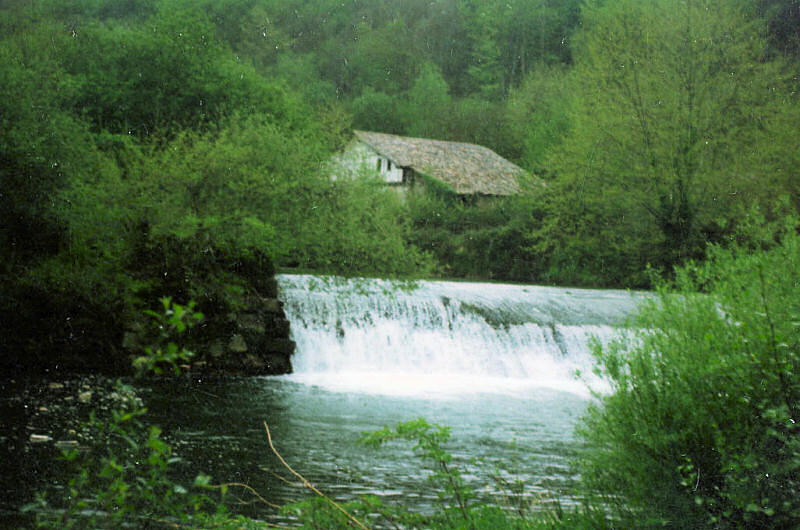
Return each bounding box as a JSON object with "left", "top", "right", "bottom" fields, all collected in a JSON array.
[{"left": 276, "top": 275, "right": 644, "bottom": 397}]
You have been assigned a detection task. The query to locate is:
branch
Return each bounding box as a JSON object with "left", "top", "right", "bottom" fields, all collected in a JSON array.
[
  {"left": 206, "top": 482, "right": 282, "bottom": 509},
  {"left": 263, "top": 422, "right": 370, "bottom": 530},
  {"left": 440, "top": 460, "right": 473, "bottom": 528},
  {"left": 260, "top": 466, "right": 303, "bottom": 487}
]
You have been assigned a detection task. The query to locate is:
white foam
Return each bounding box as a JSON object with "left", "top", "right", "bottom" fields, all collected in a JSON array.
[{"left": 277, "top": 275, "right": 638, "bottom": 398}]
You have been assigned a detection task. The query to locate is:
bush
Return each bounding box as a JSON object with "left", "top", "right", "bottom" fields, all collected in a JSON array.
[
  {"left": 406, "top": 192, "right": 545, "bottom": 282},
  {"left": 578, "top": 224, "right": 800, "bottom": 527}
]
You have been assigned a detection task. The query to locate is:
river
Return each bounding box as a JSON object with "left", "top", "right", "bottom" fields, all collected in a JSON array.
[{"left": 0, "top": 275, "right": 644, "bottom": 524}]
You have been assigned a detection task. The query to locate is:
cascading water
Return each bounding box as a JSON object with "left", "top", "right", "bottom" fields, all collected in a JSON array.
[{"left": 277, "top": 274, "right": 644, "bottom": 397}]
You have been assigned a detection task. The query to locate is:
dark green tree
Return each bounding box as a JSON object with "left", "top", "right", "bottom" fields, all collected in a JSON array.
[{"left": 405, "top": 62, "right": 453, "bottom": 139}]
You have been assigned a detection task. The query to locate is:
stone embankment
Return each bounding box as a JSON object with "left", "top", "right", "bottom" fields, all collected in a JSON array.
[{"left": 196, "top": 275, "right": 295, "bottom": 376}]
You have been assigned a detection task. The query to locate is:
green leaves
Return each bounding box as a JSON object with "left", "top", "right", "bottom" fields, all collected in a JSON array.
[
  {"left": 360, "top": 419, "right": 476, "bottom": 526},
  {"left": 579, "top": 227, "right": 800, "bottom": 527},
  {"left": 538, "top": 0, "right": 798, "bottom": 286},
  {"left": 132, "top": 297, "right": 202, "bottom": 376}
]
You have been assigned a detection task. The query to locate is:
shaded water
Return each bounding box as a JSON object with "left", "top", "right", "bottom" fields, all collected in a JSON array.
[
  {"left": 143, "top": 377, "right": 588, "bottom": 515},
  {"left": 0, "top": 275, "right": 644, "bottom": 523}
]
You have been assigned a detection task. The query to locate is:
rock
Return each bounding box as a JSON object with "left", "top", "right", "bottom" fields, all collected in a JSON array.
[
  {"left": 243, "top": 354, "right": 266, "bottom": 371},
  {"left": 262, "top": 298, "right": 284, "bottom": 314},
  {"left": 238, "top": 314, "right": 265, "bottom": 333},
  {"left": 78, "top": 391, "right": 92, "bottom": 403},
  {"left": 208, "top": 340, "right": 225, "bottom": 358},
  {"left": 262, "top": 338, "right": 296, "bottom": 356},
  {"left": 264, "top": 317, "right": 291, "bottom": 337},
  {"left": 122, "top": 331, "right": 140, "bottom": 350},
  {"left": 189, "top": 270, "right": 293, "bottom": 376},
  {"left": 48, "top": 382, "right": 64, "bottom": 390},
  {"left": 264, "top": 353, "right": 292, "bottom": 373},
  {"left": 228, "top": 334, "right": 248, "bottom": 353},
  {"left": 259, "top": 277, "right": 280, "bottom": 298},
  {"left": 30, "top": 434, "right": 52, "bottom": 443}
]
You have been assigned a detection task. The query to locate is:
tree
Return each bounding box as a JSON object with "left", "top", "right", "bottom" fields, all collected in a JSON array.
[
  {"left": 538, "top": 0, "right": 796, "bottom": 286},
  {"left": 756, "top": 0, "right": 800, "bottom": 58},
  {"left": 342, "top": 21, "right": 422, "bottom": 96},
  {"left": 405, "top": 62, "right": 453, "bottom": 139},
  {"left": 490, "top": 0, "right": 582, "bottom": 87},
  {"left": 350, "top": 87, "right": 409, "bottom": 134},
  {"left": 505, "top": 63, "right": 572, "bottom": 170},
  {"left": 0, "top": 25, "right": 86, "bottom": 271}
]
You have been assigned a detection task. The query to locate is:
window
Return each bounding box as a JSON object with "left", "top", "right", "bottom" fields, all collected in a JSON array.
[
  {"left": 376, "top": 158, "right": 382, "bottom": 171},
  {"left": 387, "top": 160, "right": 392, "bottom": 171}
]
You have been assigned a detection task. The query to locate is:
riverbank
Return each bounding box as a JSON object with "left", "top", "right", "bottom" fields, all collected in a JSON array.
[{"left": 1, "top": 251, "right": 295, "bottom": 378}]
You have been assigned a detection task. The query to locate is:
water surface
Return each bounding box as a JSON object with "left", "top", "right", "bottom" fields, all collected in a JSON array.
[{"left": 0, "top": 275, "right": 643, "bottom": 523}]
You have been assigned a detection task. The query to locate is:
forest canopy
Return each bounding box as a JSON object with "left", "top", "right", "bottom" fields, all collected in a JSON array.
[{"left": 1, "top": 0, "right": 799, "bottom": 367}]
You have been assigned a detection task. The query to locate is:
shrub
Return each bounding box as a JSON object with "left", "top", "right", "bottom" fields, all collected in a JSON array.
[
  {"left": 406, "top": 192, "right": 545, "bottom": 282},
  {"left": 578, "top": 225, "right": 800, "bottom": 527},
  {"left": 27, "top": 299, "right": 218, "bottom": 528}
]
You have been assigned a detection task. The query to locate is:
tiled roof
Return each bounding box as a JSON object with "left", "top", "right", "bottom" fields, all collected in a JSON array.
[{"left": 353, "top": 130, "right": 524, "bottom": 195}]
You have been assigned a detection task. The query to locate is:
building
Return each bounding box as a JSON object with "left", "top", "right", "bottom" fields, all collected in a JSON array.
[{"left": 331, "top": 130, "right": 526, "bottom": 196}]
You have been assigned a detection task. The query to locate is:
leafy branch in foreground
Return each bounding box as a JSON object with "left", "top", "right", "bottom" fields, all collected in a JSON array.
[
  {"left": 132, "top": 297, "right": 203, "bottom": 375},
  {"left": 361, "top": 418, "right": 476, "bottom": 528},
  {"left": 26, "top": 299, "right": 223, "bottom": 528}
]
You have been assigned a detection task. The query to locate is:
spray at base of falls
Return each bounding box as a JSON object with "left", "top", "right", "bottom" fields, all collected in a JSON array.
[{"left": 276, "top": 275, "right": 645, "bottom": 398}]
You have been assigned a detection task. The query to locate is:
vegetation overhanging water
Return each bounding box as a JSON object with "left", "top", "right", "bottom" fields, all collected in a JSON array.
[{"left": 1, "top": 0, "right": 799, "bottom": 526}]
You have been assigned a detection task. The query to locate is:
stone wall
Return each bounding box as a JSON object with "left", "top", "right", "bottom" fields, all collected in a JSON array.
[
  {"left": 197, "top": 276, "right": 295, "bottom": 376},
  {"left": 119, "top": 273, "right": 296, "bottom": 377}
]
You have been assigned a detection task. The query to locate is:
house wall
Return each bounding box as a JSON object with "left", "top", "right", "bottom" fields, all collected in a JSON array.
[{"left": 330, "top": 141, "right": 405, "bottom": 184}]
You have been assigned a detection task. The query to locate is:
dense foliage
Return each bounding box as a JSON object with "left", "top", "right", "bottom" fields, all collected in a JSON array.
[
  {"left": 0, "top": 0, "right": 432, "bottom": 372},
  {"left": 579, "top": 222, "right": 800, "bottom": 527},
  {"left": 2, "top": 0, "right": 799, "bottom": 351},
  {"left": 536, "top": 0, "right": 800, "bottom": 287}
]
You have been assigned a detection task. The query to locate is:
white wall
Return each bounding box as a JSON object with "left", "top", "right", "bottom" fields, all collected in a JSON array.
[{"left": 330, "top": 141, "right": 405, "bottom": 184}]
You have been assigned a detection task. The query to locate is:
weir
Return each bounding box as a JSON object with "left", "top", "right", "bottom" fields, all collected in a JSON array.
[{"left": 276, "top": 275, "right": 644, "bottom": 396}]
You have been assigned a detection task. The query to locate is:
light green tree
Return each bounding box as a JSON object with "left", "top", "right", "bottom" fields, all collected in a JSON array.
[
  {"left": 505, "top": 63, "right": 572, "bottom": 171},
  {"left": 405, "top": 62, "right": 453, "bottom": 139},
  {"left": 537, "top": 0, "right": 796, "bottom": 286}
]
